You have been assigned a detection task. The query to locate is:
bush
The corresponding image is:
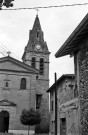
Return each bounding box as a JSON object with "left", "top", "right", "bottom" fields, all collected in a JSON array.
[{"left": 20, "top": 108, "right": 41, "bottom": 126}]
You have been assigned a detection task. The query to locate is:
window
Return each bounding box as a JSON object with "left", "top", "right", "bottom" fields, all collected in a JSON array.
[
  {"left": 36, "top": 94, "right": 42, "bottom": 109},
  {"left": 52, "top": 121, "right": 53, "bottom": 129},
  {"left": 5, "top": 82, "right": 9, "bottom": 87},
  {"left": 37, "top": 31, "right": 39, "bottom": 38},
  {"left": 3, "top": 81, "right": 10, "bottom": 90},
  {"left": 39, "top": 58, "right": 44, "bottom": 75},
  {"left": 52, "top": 121, "right": 53, "bottom": 132},
  {"left": 20, "top": 78, "right": 26, "bottom": 89},
  {"left": 51, "top": 101, "right": 54, "bottom": 111},
  {"left": 31, "top": 57, "right": 36, "bottom": 68},
  {"left": 60, "top": 118, "right": 66, "bottom": 135}
]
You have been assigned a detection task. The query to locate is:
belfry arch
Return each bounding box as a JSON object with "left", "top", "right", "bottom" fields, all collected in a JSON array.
[{"left": 0, "top": 110, "right": 9, "bottom": 133}]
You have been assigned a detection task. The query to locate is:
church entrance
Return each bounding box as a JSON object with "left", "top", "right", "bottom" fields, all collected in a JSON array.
[{"left": 0, "top": 111, "right": 9, "bottom": 133}]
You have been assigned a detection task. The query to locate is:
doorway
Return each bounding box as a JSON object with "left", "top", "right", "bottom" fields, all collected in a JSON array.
[
  {"left": 60, "top": 118, "right": 66, "bottom": 135},
  {"left": 0, "top": 111, "right": 9, "bottom": 133}
]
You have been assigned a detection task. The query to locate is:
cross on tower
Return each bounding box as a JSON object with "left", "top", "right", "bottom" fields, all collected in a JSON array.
[{"left": 35, "top": 8, "right": 39, "bottom": 15}]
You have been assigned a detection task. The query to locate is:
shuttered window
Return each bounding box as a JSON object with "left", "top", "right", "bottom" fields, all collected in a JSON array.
[
  {"left": 31, "top": 57, "right": 36, "bottom": 68},
  {"left": 39, "top": 58, "right": 44, "bottom": 75}
]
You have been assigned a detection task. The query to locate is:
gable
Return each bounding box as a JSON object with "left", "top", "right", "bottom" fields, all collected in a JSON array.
[
  {"left": 0, "top": 99, "right": 16, "bottom": 106},
  {"left": 47, "top": 74, "right": 75, "bottom": 92},
  {"left": 0, "top": 56, "right": 39, "bottom": 74},
  {"left": 0, "top": 61, "right": 29, "bottom": 72}
]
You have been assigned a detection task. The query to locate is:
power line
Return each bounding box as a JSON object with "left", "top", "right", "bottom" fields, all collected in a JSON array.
[
  {"left": 0, "top": 51, "right": 6, "bottom": 56},
  {"left": 0, "top": 42, "right": 21, "bottom": 60},
  {"left": 1, "top": 2, "right": 88, "bottom": 11},
  {"left": 0, "top": 43, "right": 8, "bottom": 56}
]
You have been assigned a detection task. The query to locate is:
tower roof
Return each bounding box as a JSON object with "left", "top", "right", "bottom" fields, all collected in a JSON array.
[
  {"left": 32, "top": 15, "right": 41, "bottom": 30},
  {"left": 22, "top": 15, "right": 50, "bottom": 60}
]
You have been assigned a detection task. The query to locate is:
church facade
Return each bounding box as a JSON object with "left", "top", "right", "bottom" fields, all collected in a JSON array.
[{"left": 0, "top": 15, "right": 50, "bottom": 133}]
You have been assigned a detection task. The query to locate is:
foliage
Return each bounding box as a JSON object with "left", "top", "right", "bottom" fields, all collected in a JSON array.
[
  {"left": 0, "top": 0, "right": 14, "bottom": 9},
  {"left": 20, "top": 108, "right": 41, "bottom": 127}
]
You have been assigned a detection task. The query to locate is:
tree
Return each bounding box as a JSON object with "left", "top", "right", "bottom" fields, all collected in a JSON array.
[
  {"left": 0, "top": 0, "right": 14, "bottom": 9},
  {"left": 20, "top": 108, "right": 41, "bottom": 135}
]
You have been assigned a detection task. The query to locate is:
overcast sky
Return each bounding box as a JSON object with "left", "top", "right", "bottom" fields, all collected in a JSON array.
[{"left": 0, "top": 0, "right": 88, "bottom": 86}]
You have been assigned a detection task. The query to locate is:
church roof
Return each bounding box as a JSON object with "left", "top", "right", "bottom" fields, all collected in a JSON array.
[
  {"left": 0, "top": 56, "right": 39, "bottom": 74},
  {"left": 55, "top": 13, "right": 88, "bottom": 58},
  {"left": 47, "top": 74, "right": 75, "bottom": 92}
]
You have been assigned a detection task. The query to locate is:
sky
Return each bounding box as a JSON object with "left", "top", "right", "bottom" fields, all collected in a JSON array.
[{"left": 0, "top": 0, "right": 88, "bottom": 86}]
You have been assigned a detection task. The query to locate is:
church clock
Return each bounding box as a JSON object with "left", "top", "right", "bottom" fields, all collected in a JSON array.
[{"left": 35, "top": 44, "right": 41, "bottom": 50}]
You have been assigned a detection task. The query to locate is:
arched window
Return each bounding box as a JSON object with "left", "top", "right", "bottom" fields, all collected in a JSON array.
[
  {"left": 39, "top": 58, "right": 44, "bottom": 75},
  {"left": 20, "top": 78, "right": 26, "bottom": 89},
  {"left": 31, "top": 57, "right": 36, "bottom": 68}
]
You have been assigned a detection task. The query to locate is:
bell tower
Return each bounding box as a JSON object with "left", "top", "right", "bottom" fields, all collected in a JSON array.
[
  {"left": 22, "top": 15, "right": 50, "bottom": 80},
  {"left": 22, "top": 15, "right": 50, "bottom": 132}
]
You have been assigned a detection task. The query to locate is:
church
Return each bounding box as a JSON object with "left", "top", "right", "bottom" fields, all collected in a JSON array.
[{"left": 0, "top": 15, "right": 50, "bottom": 133}]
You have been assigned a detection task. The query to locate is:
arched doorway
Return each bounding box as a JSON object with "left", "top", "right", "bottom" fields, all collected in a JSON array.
[{"left": 0, "top": 111, "right": 9, "bottom": 133}]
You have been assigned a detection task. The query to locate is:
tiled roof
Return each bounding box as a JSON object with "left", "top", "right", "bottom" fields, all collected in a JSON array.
[{"left": 47, "top": 74, "right": 75, "bottom": 92}]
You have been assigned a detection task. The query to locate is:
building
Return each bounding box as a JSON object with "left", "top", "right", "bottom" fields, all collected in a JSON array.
[
  {"left": 0, "top": 15, "right": 50, "bottom": 133},
  {"left": 47, "top": 74, "right": 79, "bottom": 135},
  {"left": 55, "top": 13, "right": 88, "bottom": 135}
]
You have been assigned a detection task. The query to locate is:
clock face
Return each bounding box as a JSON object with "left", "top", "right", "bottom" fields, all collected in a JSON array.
[{"left": 35, "top": 44, "right": 41, "bottom": 50}]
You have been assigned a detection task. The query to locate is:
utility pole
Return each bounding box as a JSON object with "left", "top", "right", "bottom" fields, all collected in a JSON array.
[{"left": 55, "top": 72, "right": 57, "bottom": 135}]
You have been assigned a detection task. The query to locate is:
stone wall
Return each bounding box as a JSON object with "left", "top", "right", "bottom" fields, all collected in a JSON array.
[
  {"left": 58, "top": 100, "right": 79, "bottom": 135},
  {"left": 50, "top": 76, "right": 78, "bottom": 135},
  {"left": 76, "top": 38, "right": 88, "bottom": 135},
  {"left": 58, "top": 78, "right": 75, "bottom": 105},
  {"left": 58, "top": 77, "right": 79, "bottom": 135}
]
